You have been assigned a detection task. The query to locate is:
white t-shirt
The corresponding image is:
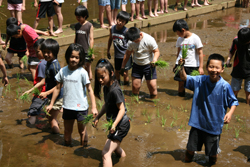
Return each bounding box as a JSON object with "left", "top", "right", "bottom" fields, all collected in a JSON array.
[
  {"left": 55, "top": 66, "right": 90, "bottom": 111},
  {"left": 175, "top": 33, "right": 203, "bottom": 67},
  {"left": 127, "top": 32, "right": 158, "bottom": 66}
]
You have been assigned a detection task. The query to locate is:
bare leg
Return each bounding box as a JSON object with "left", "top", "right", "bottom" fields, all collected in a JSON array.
[
  {"left": 48, "top": 16, "right": 57, "bottom": 36},
  {"left": 154, "top": 0, "right": 159, "bottom": 16},
  {"left": 130, "top": 3, "right": 135, "bottom": 21},
  {"left": 146, "top": 79, "right": 157, "bottom": 96},
  {"left": 19, "top": 57, "right": 24, "bottom": 69},
  {"left": 82, "top": 1, "right": 87, "bottom": 8},
  {"left": 105, "top": 5, "right": 113, "bottom": 27},
  {"left": 132, "top": 77, "right": 142, "bottom": 95},
  {"left": 148, "top": 0, "right": 154, "bottom": 17},
  {"left": 185, "top": 150, "right": 194, "bottom": 162},
  {"left": 123, "top": 70, "right": 129, "bottom": 84},
  {"left": 64, "top": 119, "right": 75, "bottom": 145},
  {"left": 99, "top": 5, "right": 108, "bottom": 28},
  {"left": 77, "top": 122, "right": 87, "bottom": 146},
  {"left": 5, "top": 52, "right": 14, "bottom": 65},
  {"left": 141, "top": 2, "right": 147, "bottom": 19},
  {"left": 0, "top": 30, "right": 4, "bottom": 45},
  {"left": 183, "top": 0, "right": 188, "bottom": 10},
  {"left": 85, "top": 62, "right": 92, "bottom": 80},
  {"left": 158, "top": 0, "right": 164, "bottom": 13},
  {"left": 53, "top": 5, "right": 63, "bottom": 34},
  {"left": 135, "top": 1, "right": 142, "bottom": 20},
  {"left": 178, "top": 81, "right": 185, "bottom": 96},
  {"left": 164, "top": 0, "right": 168, "bottom": 13},
  {"left": 233, "top": 90, "right": 239, "bottom": 98},
  {"left": 112, "top": 9, "right": 118, "bottom": 24},
  {"left": 28, "top": 64, "right": 38, "bottom": 81},
  {"left": 121, "top": 4, "right": 126, "bottom": 11},
  {"left": 34, "top": 17, "right": 40, "bottom": 29},
  {"left": 48, "top": 109, "right": 60, "bottom": 134},
  {"left": 10, "top": 10, "right": 15, "bottom": 17},
  {"left": 245, "top": 91, "right": 250, "bottom": 104},
  {"left": 16, "top": 10, "right": 23, "bottom": 23},
  {"left": 174, "top": 0, "right": 179, "bottom": 11}
]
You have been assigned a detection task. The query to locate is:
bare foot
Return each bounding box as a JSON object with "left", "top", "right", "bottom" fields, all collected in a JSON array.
[
  {"left": 100, "top": 24, "right": 108, "bottom": 29},
  {"left": 130, "top": 17, "right": 134, "bottom": 22},
  {"left": 142, "top": 16, "right": 148, "bottom": 19},
  {"left": 135, "top": 16, "right": 143, "bottom": 20},
  {"left": 49, "top": 31, "right": 58, "bottom": 37},
  {"left": 54, "top": 29, "right": 63, "bottom": 34},
  {"left": 204, "top": 3, "right": 209, "bottom": 5},
  {"left": 165, "top": 10, "right": 168, "bottom": 13},
  {"left": 149, "top": 14, "right": 155, "bottom": 17},
  {"left": 157, "top": 10, "right": 164, "bottom": 14},
  {"left": 183, "top": 8, "right": 188, "bottom": 11},
  {"left": 19, "top": 61, "right": 24, "bottom": 69},
  {"left": 192, "top": 4, "right": 202, "bottom": 7},
  {"left": 154, "top": 12, "right": 159, "bottom": 17}
]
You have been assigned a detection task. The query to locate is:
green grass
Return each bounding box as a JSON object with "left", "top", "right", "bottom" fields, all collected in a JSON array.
[
  {"left": 24, "top": 77, "right": 32, "bottom": 86},
  {"left": 32, "top": 87, "right": 40, "bottom": 96},
  {"left": 166, "top": 104, "right": 170, "bottom": 110},
  {"left": 190, "top": 70, "right": 200, "bottom": 76},
  {"left": 102, "top": 118, "right": 113, "bottom": 132},
  {"left": 80, "top": 114, "right": 94, "bottom": 124},
  {"left": 97, "top": 99, "right": 104, "bottom": 111},
  {"left": 170, "top": 120, "right": 175, "bottom": 127},
  {"left": 132, "top": 95, "right": 139, "bottom": 103},
  {"left": 128, "top": 110, "right": 135, "bottom": 121}
]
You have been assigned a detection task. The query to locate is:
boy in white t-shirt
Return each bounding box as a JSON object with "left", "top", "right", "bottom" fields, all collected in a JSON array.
[
  {"left": 173, "top": 19, "right": 204, "bottom": 97},
  {"left": 121, "top": 27, "right": 160, "bottom": 98}
]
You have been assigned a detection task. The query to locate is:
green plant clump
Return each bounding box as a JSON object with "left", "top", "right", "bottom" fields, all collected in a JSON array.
[
  {"left": 21, "top": 55, "right": 28, "bottom": 67},
  {"left": 174, "top": 44, "right": 189, "bottom": 76},
  {"left": 154, "top": 60, "right": 169, "bottom": 69},
  {"left": 190, "top": 70, "right": 200, "bottom": 76},
  {"left": 43, "top": 107, "right": 51, "bottom": 116},
  {"left": 102, "top": 118, "right": 113, "bottom": 132},
  {"left": 32, "top": 87, "right": 40, "bottom": 96},
  {"left": 80, "top": 114, "right": 94, "bottom": 124},
  {"left": 20, "top": 93, "right": 30, "bottom": 103}
]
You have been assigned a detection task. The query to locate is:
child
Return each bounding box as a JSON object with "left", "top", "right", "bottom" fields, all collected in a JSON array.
[
  {"left": 107, "top": 11, "right": 132, "bottom": 85},
  {"left": 46, "top": 43, "right": 98, "bottom": 146},
  {"left": 98, "top": 0, "right": 113, "bottom": 28},
  {"left": 74, "top": 5, "right": 94, "bottom": 80},
  {"left": 226, "top": 27, "right": 250, "bottom": 104},
  {"left": 158, "top": 0, "right": 168, "bottom": 14},
  {"left": 93, "top": 59, "right": 130, "bottom": 166},
  {"left": 179, "top": 53, "right": 238, "bottom": 164},
  {"left": 77, "top": 0, "right": 87, "bottom": 8},
  {"left": 121, "top": 0, "right": 135, "bottom": 21},
  {"left": 0, "top": 30, "right": 5, "bottom": 45},
  {"left": 6, "top": 23, "right": 48, "bottom": 80},
  {"left": 33, "top": 0, "right": 57, "bottom": 36},
  {"left": 173, "top": 19, "right": 204, "bottom": 97},
  {"left": 53, "top": 0, "right": 64, "bottom": 34},
  {"left": 148, "top": 0, "right": 158, "bottom": 17},
  {"left": 121, "top": 27, "right": 160, "bottom": 98},
  {"left": 22, "top": 39, "right": 47, "bottom": 125},
  {"left": 3, "top": 17, "right": 27, "bottom": 69},
  {"left": 0, "top": 52, "right": 9, "bottom": 86},
  {"left": 0, "top": 0, "right": 25, "bottom": 23},
  {"left": 39, "top": 38, "right": 63, "bottom": 134},
  {"left": 135, "top": 0, "right": 147, "bottom": 20}
]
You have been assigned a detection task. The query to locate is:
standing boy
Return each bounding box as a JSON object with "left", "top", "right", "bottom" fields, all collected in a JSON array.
[
  {"left": 121, "top": 27, "right": 160, "bottom": 98},
  {"left": 173, "top": 19, "right": 204, "bottom": 97},
  {"left": 226, "top": 27, "right": 250, "bottom": 104},
  {"left": 74, "top": 5, "right": 94, "bottom": 80},
  {"left": 179, "top": 54, "right": 238, "bottom": 164},
  {"left": 107, "top": 11, "right": 132, "bottom": 85}
]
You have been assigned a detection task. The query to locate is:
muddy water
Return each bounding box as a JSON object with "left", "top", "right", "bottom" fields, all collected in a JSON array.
[{"left": 0, "top": 7, "right": 250, "bottom": 167}]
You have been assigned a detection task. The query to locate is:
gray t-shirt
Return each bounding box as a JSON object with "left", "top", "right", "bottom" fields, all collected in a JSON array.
[
  {"left": 55, "top": 66, "right": 90, "bottom": 111},
  {"left": 127, "top": 32, "right": 158, "bottom": 66}
]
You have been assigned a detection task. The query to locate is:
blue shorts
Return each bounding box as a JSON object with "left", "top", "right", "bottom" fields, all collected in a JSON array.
[
  {"left": 63, "top": 108, "right": 88, "bottom": 122},
  {"left": 231, "top": 77, "right": 250, "bottom": 92},
  {"left": 98, "top": 0, "right": 110, "bottom": 6},
  {"left": 110, "top": 0, "right": 121, "bottom": 9},
  {"left": 132, "top": 63, "right": 157, "bottom": 80},
  {"left": 122, "top": 0, "right": 136, "bottom": 5}
]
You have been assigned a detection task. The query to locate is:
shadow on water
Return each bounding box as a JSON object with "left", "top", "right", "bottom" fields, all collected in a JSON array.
[
  {"left": 74, "top": 147, "right": 121, "bottom": 167},
  {"left": 233, "top": 145, "right": 250, "bottom": 162}
]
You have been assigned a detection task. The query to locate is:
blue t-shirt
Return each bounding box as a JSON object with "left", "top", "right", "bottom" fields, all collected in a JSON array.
[
  {"left": 185, "top": 75, "right": 239, "bottom": 135},
  {"left": 45, "top": 59, "right": 63, "bottom": 99},
  {"left": 55, "top": 66, "right": 90, "bottom": 111}
]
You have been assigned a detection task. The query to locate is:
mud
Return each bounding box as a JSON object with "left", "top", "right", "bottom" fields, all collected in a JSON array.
[{"left": 0, "top": 7, "right": 250, "bottom": 167}]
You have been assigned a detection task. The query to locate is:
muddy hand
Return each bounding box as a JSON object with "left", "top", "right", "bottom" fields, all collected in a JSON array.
[
  {"left": 107, "top": 53, "right": 111, "bottom": 59},
  {"left": 120, "top": 68, "right": 125, "bottom": 76}
]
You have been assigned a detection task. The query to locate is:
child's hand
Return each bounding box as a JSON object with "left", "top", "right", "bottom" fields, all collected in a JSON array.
[
  {"left": 46, "top": 105, "right": 53, "bottom": 113},
  {"left": 91, "top": 108, "right": 98, "bottom": 117},
  {"left": 107, "top": 52, "right": 111, "bottom": 59},
  {"left": 77, "top": 0, "right": 81, "bottom": 4},
  {"left": 22, "top": 90, "right": 30, "bottom": 96},
  {"left": 224, "top": 112, "right": 233, "bottom": 124},
  {"left": 2, "top": 45, "right": 6, "bottom": 50},
  {"left": 2, "top": 77, "right": 8, "bottom": 86},
  {"left": 178, "top": 58, "right": 185, "bottom": 66},
  {"left": 91, "top": 54, "right": 95, "bottom": 60},
  {"left": 198, "top": 67, "right": 204, "bottom": 75},
  {"left": 39, "top": 92, "right": 47, "bottom": 99},
  {"left": 93, "top": 118, "right": 99, "bottom": 128},
  {"left": 110, "top": 124, "right": 116, "bottom": 134},
  {"left": 26, "top": 50, "right": 29, "bottom": 56},
  {"left": 21, "top": 5, "right": 25, "bottom": 12},
  {"left": 53, "top": 0, "right": 59, "bottom": 5},
  {"left": 120, "top": 68, "right": 125, "bottom": 76},
  {"left": 34, "top": 1, "right": 38, "bottom": 7}
]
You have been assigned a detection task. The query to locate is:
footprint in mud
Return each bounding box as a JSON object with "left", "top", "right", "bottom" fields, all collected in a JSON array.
[{"left": 134, "top": 136, "right": 144, "bottom": 142}]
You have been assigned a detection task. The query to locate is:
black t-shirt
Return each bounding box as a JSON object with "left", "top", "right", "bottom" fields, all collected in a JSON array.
[
  {"left": 8, "top": 0, "right": 22, "bottom": 4},
  {"left": 230, "top": 37, "right": 250, "bottom": 79},
  {"left": 103, "top": 81, "right": 128, "bottom": 124}
]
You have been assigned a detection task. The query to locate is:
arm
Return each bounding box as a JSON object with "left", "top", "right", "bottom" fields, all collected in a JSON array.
[
  {"left": 22, "top": 0, "right": 26, "bottom": 11},
  {"left": 86, "top": 83, "right": 98, "bottom": 116},
  {"left": 224, "top": 105, "right": 237, "bottom": 124},
  {"left": 2, "top": 35, "right": 10, "bottom": 50},
  {"left": 226, "top": 52, "right": 233, "bottom": 66},
  {"left": 89, "top": 25, "right": 94, "bottom": 59},
  {"left": 93, "top": 104, "right": 106, "bottom": 127},
  {"left": 197, "top": 48, "right": 204, "bottom": 75},
  {"left": 22, "top": 78, "right": 45, "bottom": 95},
  {"left": 107, "top": 29, "right": 112, "bottom": 59},
  {"left": 34, "top": 29, "right": 49, "bottom": 36},
  {"left": 46, "top": 82, "right": 62, "bottom": 112},
  {"left": 151, "top": 48, "right": 160, "bottom": 64},
  {"left": 110, "top": 102, "right": 125, "bottom": 134},
  {"left": 0, "top": 0, "right": 2, "bottom": 6},
  {"left": 121, "top": 50, "right": 132, "bottom": 69},
  {"left": 39, "top": 86, "right": 56, "bottom": 99},
  {"left": 179, "top": 58, "right": 187, "bottom": 81},
  {"left": 0, "top": 57, "right": 8, "bottom": 86}
]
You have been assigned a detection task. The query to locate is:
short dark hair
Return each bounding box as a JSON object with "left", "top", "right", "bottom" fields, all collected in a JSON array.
[
  {"left": 173, "top": 19, "right": 189, "bottom": 32},
  {"left": 116, "top": 11, "right": 130, "bottom": 24},
  {"left": 65, "top": 43, "right": 85, "bottom": 67},
  {"left": 75, "top": 5, "right": 89, "bottom": 19},
  {"left": 94, "top": 59, "right": 116, "bottom": 99},
  {"left": 238, "top": 27, "right": 250, "bottom": 44},
  {"left": 206, "top": 53, "right": 224, "bottom": 67},
  {"left": 6, "top": 17, "right": 18, "bottom": 27},
  {"left": 40, "top": 38, "right": 59, "bottom": 59},
  {"left": 6, "top": 24, "right": 20, "bottom": 36},
  {"left": 126, "top": 27, "right": 140, "bottom": 41},
  {"left": 34, "top": 38, "right": 45, "bottom": 49}
]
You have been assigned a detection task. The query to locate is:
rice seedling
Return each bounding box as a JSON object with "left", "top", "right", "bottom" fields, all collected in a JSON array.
[
  {"left": 24, "top": 77, "right": 32, "bottom": 86},
  {"left": 224, "top": 124, "right": 229, "bottom": 130},
  {"left": 15, "top": 89, "right": 19, "bottom": 99},
  {"left": 80, "top": 114, "right": 94, "bottom": 124},
  {"left": 16, "top": 73, "right": 20, "bottom": 83},
  {"left": 19, "top": 93, "right": 30, "bottom": 103},
  {"left": 128, "top": 110, "right": 135, "bottom": 121},
  {"left": 173, "top": 112, "right": 178, "bottom": 121},
  {"left": 32, "top": 87, "right": 40, "bottom": 96},
  {"left": 234, "top": 127, "right": 241, "bottom": 139},
  {"left": 97, "top": 99, "right": 104, "bottom": 111},
  {"left": 87, "top": 47, "right": 95, "bottom": 60},
  {"left": 21, "top": 55, "right": 28, "bottom": 67},
  {"left": 6, "top": 84, "right": 11, "bottom": 93},
  {"left": 180, "top": 104, "right": 188, "bottom": 112},
  {"left": 156, "top": 107, "right": 160, "bottom": 118},
  {"left": 18, "top": 85, "right": 22, "bottom": 92},
  {"left": 174, "top": 44, "right": 189, "bottom": 76},
  {"left": 133, "top": 95, "right": 139, "bottom": 103},
  {"left": 146, "top": 115, "right": 152, "bottom": 123},
  {"left": 235, "top": 115, "right": 242, "bottom": 122},
  {"left": 161, "top": 116, "right": 166, "bottom": 127},
  {"left": 42, "top": 107, "right": 51, "bottom": 116},
  {"left": 190, "top": 70, "right": 200, "bottom": 76},
  {"left": 154, "top": 60, "right": 169, "bottom": 69},
  {"left": 141, "top": 108, "right": 147, "bottom": 116},
  {"left": 102, "top": 118, "right": 113, "bottom": 132},
  {"left": 170, "top": 120, "right": 175, "bottom": 127},
  {"left": 166, "top": 104, "right": 170, "bottom": 110},
  {"left": 152, "top": 98, "right": 160, "bottom": 107}
]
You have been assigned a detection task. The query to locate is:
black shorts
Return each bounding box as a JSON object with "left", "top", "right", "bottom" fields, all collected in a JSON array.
[
  {"left": 28, "top": 97, "right": 48, "bottom": 116},
  {"left": 85, "top": 53, "right": 92, "bottom": 63},
  {"left": 7, "top": 48, "right": 26, "bottom": 58},
  {"left": 36, "top": 1, "right": 55, "bottom": 18},
  {"left": 53, "top": 2, "right": 62, "bottom": 7},
  {"left": 174, "top": 65, "right": 198, "bottom": 82},
  {"left": 132, "top": 63, "right": 157, "bottom": 80},
  {"left": 63, "top": 108, "right": 88, "bottom": 122},
  {"left": 186, "top": 127, "right": 221, "bottom": 156},
  {"left": 115, "top": 56, "right": 132, "bottom": 71},
  {"left": 107, "top": 116, "right": 130, "bottom": 142}
]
